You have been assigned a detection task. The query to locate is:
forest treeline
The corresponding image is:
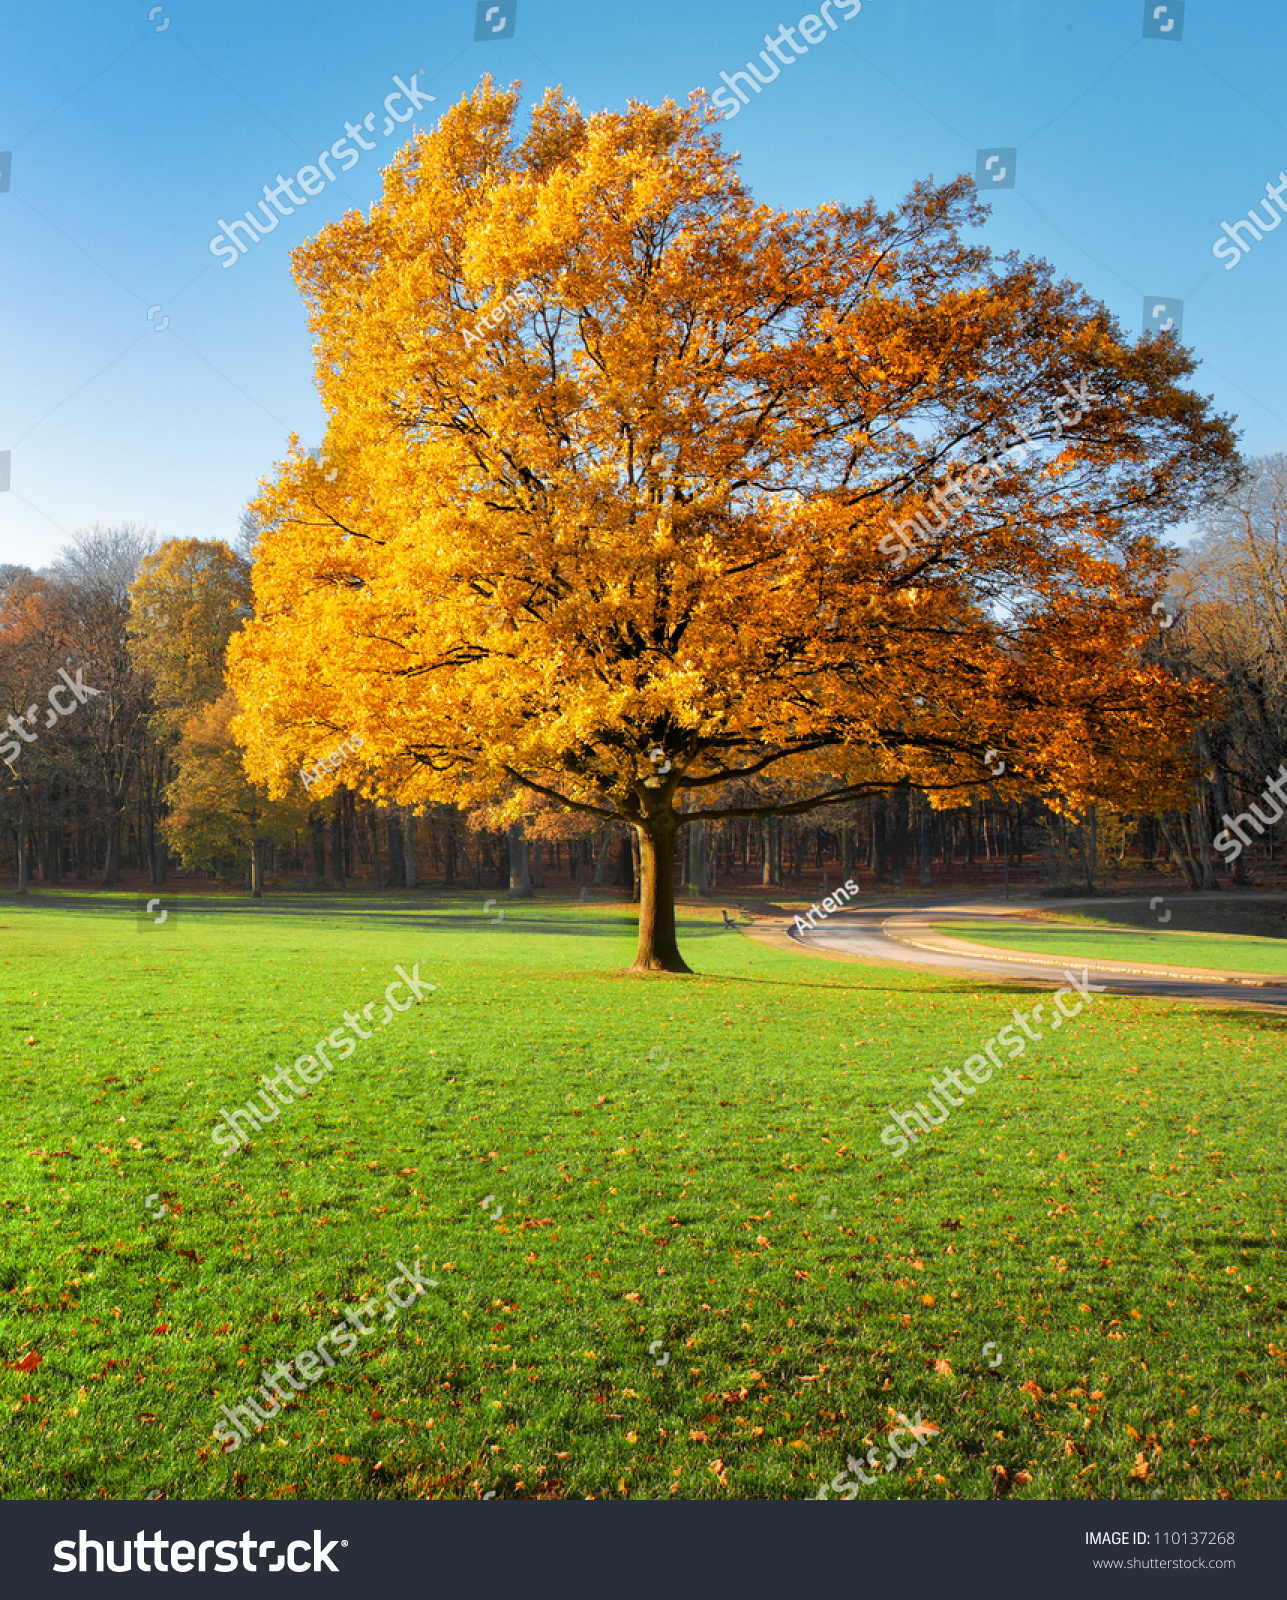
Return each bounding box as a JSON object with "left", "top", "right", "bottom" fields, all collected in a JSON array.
[{"left": 3, "top": 457, "right": 1284, "bottom": 897}]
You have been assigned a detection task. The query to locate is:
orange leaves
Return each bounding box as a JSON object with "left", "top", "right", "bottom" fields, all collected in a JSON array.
[
  {"left": 11, "top": 1351, "right": 41, "bottom": 1374},
  {"left": 229, "top": 79, "right": 1236, "bottom": 978}
]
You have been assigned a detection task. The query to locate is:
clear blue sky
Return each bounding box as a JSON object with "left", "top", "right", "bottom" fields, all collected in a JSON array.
[{"left": 2, "top": 0, "right": 1284, "bottom": 568}]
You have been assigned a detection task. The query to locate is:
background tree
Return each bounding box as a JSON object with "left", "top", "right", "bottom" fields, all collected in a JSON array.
[
  {"left": 161, "top": 690, "right": 307, "bottom": 895},
  {"left": 129, "top": 538, "right": 253, "bottom": 731},
  {"left": 45, "top": 524, "right": 156, "bottom": 885},
  {"left": 222, "top": 86, "right": 1230, "bottom": 968},
  {"left": 128, "top": 537, "right": 255, "bottom": 882},
  {"left": 1168, "top": 453, "right": 1287, "bottom": 881}
]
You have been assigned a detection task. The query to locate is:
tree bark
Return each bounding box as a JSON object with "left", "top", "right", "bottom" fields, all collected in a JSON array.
[
  {"left": 631, "top": 816, "right": 690, "bottom": 973},
  {"left": 369, "top": 806, "right": 382, "bottom": 888},
  {"left": 386, "top": 809, "right": 406, "bottom": 888},
  {"left": 16, "top": 787, "right": 29, "bottom": 894},
  {"left": 442, "top": 808, "right": 456, "bottom": 887},
  {"left": 101, "top": 819, "right": 121, "bottom": 887},
  {"left": 1189, "top": 801, "right": 1218, "bottom": 889},
  {"left": 1081, "top": 804, "right": 1098, "bottom": 892},
  {"left": 918, "top": 796, "right": 933, "bottom": 889},
  {"left": 330, "top": 790, "right": 346, "bottom": 886},
  {"left": 311, "top": 814, "right": 329, "bottom": 888},
  {"left": 1158, "top": 811, "right": 1200, "bottom": 888},
  {"left": 508, "top": 820, "right": 533, "bottom": 897},
  {"left": 403, "top": 809, "right": 418, "bottom": 888},
  {"left": 891, "top": 787, "right": 908, "bottom": 889}
]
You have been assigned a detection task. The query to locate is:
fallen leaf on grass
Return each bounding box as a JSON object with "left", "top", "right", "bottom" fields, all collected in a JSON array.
[{"left": 11, "top": 1352, "right": 41, "bottom": 1374}]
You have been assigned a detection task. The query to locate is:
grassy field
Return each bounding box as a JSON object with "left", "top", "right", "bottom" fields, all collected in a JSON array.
[
  {"left": 1, "top": 891, "right": 1284, "bottom": 1501},
  {"left": 928, "top": 915, "right": 1287, "bottom": 975}
]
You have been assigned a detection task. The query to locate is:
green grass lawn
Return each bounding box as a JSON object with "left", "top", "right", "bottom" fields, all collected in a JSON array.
[
  {"left": 929, "top": 914, "right": 1287, "bottom": 975},
  {"left": 2, "top": 892, "right": 1284, "bottom": 1501}
]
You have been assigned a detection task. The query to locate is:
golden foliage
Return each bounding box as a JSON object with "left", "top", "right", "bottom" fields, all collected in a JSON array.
[{"left": 227, "top": 82, "right": 1237, "bottom": 965}]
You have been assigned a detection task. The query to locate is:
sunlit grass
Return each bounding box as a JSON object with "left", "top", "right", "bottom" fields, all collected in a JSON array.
[{"left": 1, "top": 892, "right": 1283, "bottom": 1500}]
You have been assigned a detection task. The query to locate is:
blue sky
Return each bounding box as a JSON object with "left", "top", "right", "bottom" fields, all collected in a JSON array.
[{"left": 2, "top": 0, "right": 1284, "bottom": 569}]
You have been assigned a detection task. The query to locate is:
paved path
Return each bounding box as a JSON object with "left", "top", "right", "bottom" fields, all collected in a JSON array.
[{"left": 773, "top": 892, "right": 1287, "bottom": 1013}]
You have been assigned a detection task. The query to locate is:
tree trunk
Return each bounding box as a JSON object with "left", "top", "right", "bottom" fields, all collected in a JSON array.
[
  {"left": 1082, "top": 804, "right": 1098, "bottom": 892},
  {"left": 1189, "top": 801, "right": 1218, "bottom": 890},
  {"left": 16, "top": 787, "right": 29, "bottom": 894},
  {"left": 531, "top": 837, "right": 544, "bottom": 889},
  {"left": 386, "top": 809, "right": 406, "bottom": 888},
  {"left": 442, "top": 809, "right": 456, "bottom": 887},
  {"left": 508, "top": 821, "right": 533, "bottom": 897},
  {"left": 101, "top": 819, "right": 121, "bottom": 887},
  {"left": 1158, "top": 811, "right": 1200, "bottom": 888},
  {"left": 311, "top": 815, "right": 329, "bottom": 888},
  {"left": 1199, "top": 734, "right": 1244, "bottom": 884},
  {"left": 918, "top": 796, "right": 933, "bottom": 889},
  {"left": 891, "top": 787, "right": 908, "bottom": 889},
  {"left": 369, "top": 806, "right": 383, "bottom": 888},
  {"left": 151, "top": 839, "right": 167, "bottom": 887},
  {"left": 631, "top": 817, "right": 691, "bottom": 973},
  {"left": 250, "top": 838, "right": 265, "bottom": 898},
  {"left": 403, "top": 809, "right": 417, "bottom": 888},
  {"left": 330, "top": 791, "right": 346, "bottom": 886}
]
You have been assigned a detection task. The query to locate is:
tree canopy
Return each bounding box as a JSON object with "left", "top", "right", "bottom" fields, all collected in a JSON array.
[{"left": 229, "top": 81, "right": 1238, "bottom": 971}]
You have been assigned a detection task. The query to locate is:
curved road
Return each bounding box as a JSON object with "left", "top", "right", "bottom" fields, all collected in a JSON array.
[{"left": 782, "top": 892, "right": 1287, "bottom": 1013}]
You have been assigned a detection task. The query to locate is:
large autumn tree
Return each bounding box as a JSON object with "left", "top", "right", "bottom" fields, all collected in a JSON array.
[{"left": 229, "top": 82, "right": 1237, "bottom": 972}]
